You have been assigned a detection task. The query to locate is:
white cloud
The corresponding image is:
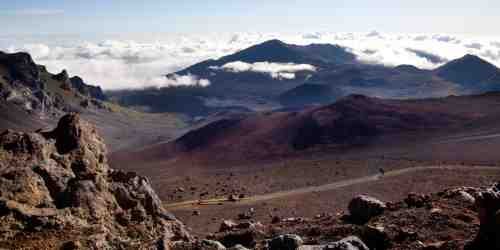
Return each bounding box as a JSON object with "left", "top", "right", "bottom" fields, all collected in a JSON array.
[
  {"left": 149, "top": 74, "right": 210, "bottom": 88},
  {"left": 211, "top": 61, "right": 316, "bottom": 80},
  {"left": 3, "top": 31, "right": 500, "bottom": 89}
]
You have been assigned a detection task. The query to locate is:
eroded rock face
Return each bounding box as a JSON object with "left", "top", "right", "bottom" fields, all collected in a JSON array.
[
  {"left": 0, "top": 113, "right": 191, "bottom": 249},
  {"left": 465, "top": 182, "right": 500, "bottom": 250},
  {"left": 70, "top": 76, "right": 107, "bottom": 101}
]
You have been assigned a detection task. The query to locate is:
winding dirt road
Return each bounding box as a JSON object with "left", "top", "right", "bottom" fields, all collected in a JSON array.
[{"left": 165, "top": 165, "right": 498, "bottom": 208}]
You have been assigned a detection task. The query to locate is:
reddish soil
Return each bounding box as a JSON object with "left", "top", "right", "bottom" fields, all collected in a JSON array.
[
  {"left": 107, "top": 92, "right": 500, "bottom": 243},
  {"left": 170, "top": 166, "right": 500, "bottom": 237}
]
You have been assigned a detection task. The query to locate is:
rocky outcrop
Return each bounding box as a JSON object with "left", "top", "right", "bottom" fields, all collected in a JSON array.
[
  {"left": 171, "top": 239, "right": 227, "bottom": 250},
  {"left": 0, "top": 51, "right": 41, "bottom": 89},
  {"left": 53, "top": 70, "right": 72, "bottom": 91},
  {"left": 465, "top": 182, "right": 500, "bottom": 250},
  {"left": 268, "top": 234, "right": 303, "bottom": 250},
  {"left": 0, "top": 51, "right": 108, "bottom": 118},
  {"left": 52, "top": 70, "right": 108, "bottom": 101},
  {"left": 298, "top": 236, "right": 369, "bottom": 250},
  {"left": 70, "top": 76, "right": 107, "bottom": 101},
  {"left": 0, "top": 113, "right": 190, "bottom": 249},
  {"left": 52, "top": 69, "right": 70, "bottom": 83},
  {"left": 348, "top": 195, "right": 386, "bottom": 224}
]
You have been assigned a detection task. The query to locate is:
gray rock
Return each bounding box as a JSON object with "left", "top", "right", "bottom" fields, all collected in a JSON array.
[
  {"left": 201, "top": 240, "right": 227, "bottom": 250},
  {"left": 348, "top": 195, "right": 386, "bottom": 224},
  {"left": 299, "top": 236, "right": 369, "bottom": 250},
  {"left": 228, "top": 244, "right": 250, "bottom": 250},
  {"left": 220, "top": 220, "right": 238, "bottom": 232},
  {"left": 269, "top": 234, "right": 304, "bottom": 250},
  {"left": 0, "top": 114, "right": 191, "bottom": 248},
  {"left": 465, "top": 182, "right": 500, "bottom": 250}
]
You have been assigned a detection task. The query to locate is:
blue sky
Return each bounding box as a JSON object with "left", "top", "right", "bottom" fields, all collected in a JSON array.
[{"left": 2, "top": 0, "right": 500, "bottom": 35}]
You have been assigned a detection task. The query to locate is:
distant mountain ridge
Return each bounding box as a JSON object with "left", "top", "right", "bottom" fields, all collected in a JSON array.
[
  {"left": 108, "top": 40, "right": 500, "bottom": 117},
  {"left": 435, "top": 54, "right": 500, "bottom": 91},
  {"left": 175, "top": 39, "right": 357, "bottom": 76}
]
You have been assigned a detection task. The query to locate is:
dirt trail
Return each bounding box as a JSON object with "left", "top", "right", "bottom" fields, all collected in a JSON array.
[
  {"left": 165, "top": 165, "right": 498, "bottom": 208},
  {"left": 434, "top": 133, "right": 500, "bottom": 144}
]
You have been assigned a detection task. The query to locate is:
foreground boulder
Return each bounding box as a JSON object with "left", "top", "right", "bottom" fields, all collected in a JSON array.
[
  {"left": 298, "top": 236, "right": 369, "bottom": 250},
  {"left": 0, "top": 113, "right": 191, "bottom": 249},
  {"left": 268, "top": 234, "right": 303, "bottom": 250},
  {"left": 348, "top": 195, "right": 386, "bottom": 224},
  {"left": 465, "top": 182, "right": 500, "bottom": 250},
  {"left": 171, "top": 239, "right": 226, "bottom": 250}
]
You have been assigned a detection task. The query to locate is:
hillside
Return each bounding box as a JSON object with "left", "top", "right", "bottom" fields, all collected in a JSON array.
[
  {"left": 115, "top": 94, "right": 479, "bottom": 165},
  {"left": 278, "top": 83, "right": 341, "bottom": 107},
  {"left": 0, "top": 51, "right": 188, "bottom": 152}
]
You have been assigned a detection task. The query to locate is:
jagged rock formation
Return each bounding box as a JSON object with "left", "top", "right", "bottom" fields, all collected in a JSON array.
[
  {"left": 0, "top": 51, "right": 108, "bottom": 118},
  {"left": 0, "top": 114, "right": 190, "bottom": 249},
  {"left": 69, "top": 76, "right": 107, "bottom": 101},
  {"left": 0, "top": 51, "right": 41, "bottom": 89}
]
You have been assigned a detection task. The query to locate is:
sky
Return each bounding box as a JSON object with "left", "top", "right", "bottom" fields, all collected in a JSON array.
[
  {"left": 2, "top": 1, "right": 500, "bottom": 89},
  {"left": 2, "top": 0, "right": 500, "bottom": 35}
]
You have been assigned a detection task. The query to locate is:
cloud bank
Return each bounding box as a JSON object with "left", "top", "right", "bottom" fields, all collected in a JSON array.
[
  {"left": 151, "top": 74, "right": 210, "bottom": 88},
  {"left": 2, "top": 32, "right": 500, "bottom": 89},
  {"left": 211, "top": 61, "right": 316, "bottom": 80}
]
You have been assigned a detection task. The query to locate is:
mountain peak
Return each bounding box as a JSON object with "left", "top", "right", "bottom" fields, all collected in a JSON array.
[
  {"left": 435, "top": 54, "right": 499, "bottom": 87},
  {"left": 460, "top": 54, "right": 489, "bottom": 63},
  {"left": 259, "top": 39, "right": 287, "bottom": 46},
  {"left": 176, "top": 40, "right": 356, "bottom": 77}
]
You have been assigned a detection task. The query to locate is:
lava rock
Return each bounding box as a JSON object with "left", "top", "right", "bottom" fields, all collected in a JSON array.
[
  {"left": 268, "top": 234, "right": 304, "bottom": 250},
  {"left": 228, "top": 244, "right": 250, "bottom": 250},
  {"left": 348, "top": 195, "right": 386, "bottom": 224},
  {"left": 300, "top": 236, "right": 369, "bottom": 250},
  {"left": 220, "top": 220, "right": 238, "bottom": 232},
  {"left": 465, "top": 182, "right": 500, "bottom": 250},
  {"left": 0, "top": 114, "right": 191, "bottom": 248},
  {"left": 404, "top": 193, "right": 431, "bottom": 208}
]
